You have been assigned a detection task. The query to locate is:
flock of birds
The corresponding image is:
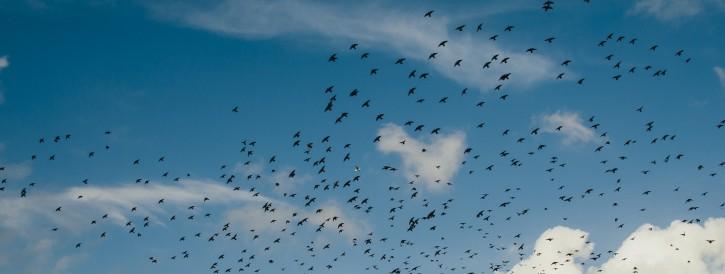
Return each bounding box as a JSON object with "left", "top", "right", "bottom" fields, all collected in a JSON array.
[{"left": 2, "top": 2, "right": 724, "bottom": 274}]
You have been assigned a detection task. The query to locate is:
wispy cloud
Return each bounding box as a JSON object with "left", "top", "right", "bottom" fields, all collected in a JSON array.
[
  {"left": 0, "top": 179, "right": 370, "bottom": 274},
  {"left": 715, "top": 66, "right": 725, "bottom": 89},
  {"left": 376, "top": 123, "right": 466, "bottom": 191},
  {"left": 0, "top": 235, "right": 77, "bottom": 274},
  {"left": 539, "top": 111, "right": 598, "bottom": 145},
  {"left": 628, "top": 0, "right": 724, "bottom": 21},
  {"left": 146, "top": 0, "right": 559, "bottom": 90},
  {"left": 225, "top": 200, "right": 370, "bottom": 240},
  {"left": 0, "top": 55, "right": 7, "bottom": 105},
  {"left": 0, "top": 179, "right": 254, "bottom": 233},
  {"left": 0, "top": 179, "right": 368, "bottom": 241},
  {"left": 269, "top": 167, "right": 313, "bottom": 193},
  {"left": 232, "top": 161, "right": 313, "bottom": 193},
  {"left": 232, "top": 161, "right": 264, "bottom": 175},
  {"left": 51, "top": 253, "right": 88, "bottom": 274},
  {"left": 0, "top": 56, "right": 8, "bottom": 71},
  {"left": 0, "top": 162, "right": 32, "bottom": 181}
]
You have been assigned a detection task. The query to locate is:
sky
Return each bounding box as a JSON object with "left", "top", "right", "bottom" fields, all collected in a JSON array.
[{"left": 0, "top": 0, "right": 724, "bottom": 274}]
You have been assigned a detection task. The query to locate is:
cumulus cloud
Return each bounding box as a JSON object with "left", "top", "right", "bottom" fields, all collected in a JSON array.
[
  {"left": 539, "top": 111, "right": 597, "bottom": 145},
  {"left": 146, "top": 0, "right": 559, "bottom": 90},
  {"left": 589, "top": 218, "right": 725, "bottom": 274},
  {"left": 629, "top": 0, "right": 710, "bottom": 20},
  {"left": 715, "top": 67, "right": 725, "bottom": 88},
  {"left": 506, "top": 218, "right": 725, "bottom": 274},
  {"left": 376, "top": 123, "right": 466, "bottom": 191},
  {"left": 506, "top": 226, "right": 593, "bottom": 274}
]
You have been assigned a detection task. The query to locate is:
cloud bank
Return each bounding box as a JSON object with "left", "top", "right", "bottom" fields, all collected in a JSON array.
[{"left": 506, "top": 218, "right": 725, "bottom": 274}]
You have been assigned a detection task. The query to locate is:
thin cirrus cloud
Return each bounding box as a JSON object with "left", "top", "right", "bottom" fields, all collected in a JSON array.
[
  {"left": 0, "top": 179, "right": 261, "bottom": 234},
  {"left": 225, "top": 199, "right": 370, "bottom": 240},
  {"left": 376, "top": 123, "right": 466, "bottom": 191},
  {"left": 0, "top": 55, "right": 7, "bottom": 104},
  {"left": 715, "top": 66, "right": 725, "bottom": 89},
  {"left": 628, "top": 0, "right": 725, "bottom": 21},
  {"left": 0, "top": 179, "right": 368, "bottom": 240},
  {"left": 0, "top": 162, "right": 32, "bottom": 180},
  {"left": 506, "top": 218, "right": 725, "bottom": 274},
  {"left": 0, "top": 179, "right": 369, "bottom": 274},
  {"left": 0, "top": 55, "right": 8, "bottom": 71},
  {"left": 539, "top": 111, "right": 598, "bottom": 145},
  {"left": 232, "top": 161, "right": 313, "bottom": 194},
  {"left": 146, "top": 0, "right": 560, "bottom": 91}
]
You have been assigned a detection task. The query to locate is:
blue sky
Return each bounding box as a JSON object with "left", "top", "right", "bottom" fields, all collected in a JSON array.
[{"left": 0, "top": 1, "right": 724, "bottom": 274}]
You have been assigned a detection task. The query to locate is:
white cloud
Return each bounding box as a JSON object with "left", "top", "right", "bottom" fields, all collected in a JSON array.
[
  {"left": 506, "top": 226, "right": 593, "bottom": 274},
  {"left": 715, "top": 66, "right": 725, "bottom": 88},
  {"left": 225, "top": 200, "right": 370, "bottom": 240},
  {"left": 539, "top": 111, "right": 597, "bottom": 145},
  {"left": 376, "top": 123, "right": 466, "bottom": 191},
  {"left": 232, "top": 161, "right": 311, "bottom": 193},
  {"left": 588, "top": 218, "right": 725, "bottom": 274},
  {"left": 232, "top": 160, "right": 264, "bottom": 175},
  {"left": 0, "top": 179, "right": 368, "bottom": 241},
  {"left": 0, "top": 55, "right": 7, "bottom": 105},
  {"left": 0, "top": 179, "right": 262, "bottom": 233},
  {"left": 0, "top": 161, "right": 32, "bottom": 180},
  {"left": 147, "top": 0, "right": 558, "bottom": 90},
  {"left": 51, "top": 253, "right": 87, "bottom": 274},
  {"left": 0, "top": 56, "right": 8, "bottom": 71},
  {"left": 270, "top": 167, "right": 313, "bottom": 193},
  {"left": 0, "top": 235, "right": 73, "bottom": 274},
  {"left": 506, "top": 218, "right": 725, "bottom": 274},
  {"left": 629, "top": 0, "right": 704, "bottom": 20}
]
